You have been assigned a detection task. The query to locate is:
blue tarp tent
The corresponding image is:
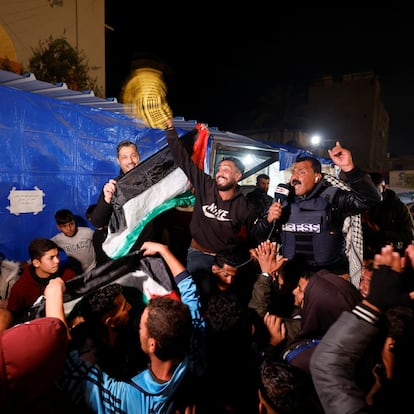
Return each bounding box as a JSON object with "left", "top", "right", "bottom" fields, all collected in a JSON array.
[
  {"left": 0, "top": 83, "right": 169, "bottom": 261},
  {"left": 0, "top": 70, "right": 332, "bottom": 262}
]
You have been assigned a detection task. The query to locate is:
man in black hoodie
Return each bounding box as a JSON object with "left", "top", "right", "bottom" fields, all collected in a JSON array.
[{"left": 165, "top": 119, "right": 279, "bottom": 275}]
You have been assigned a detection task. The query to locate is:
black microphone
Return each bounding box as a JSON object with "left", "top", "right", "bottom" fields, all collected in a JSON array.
[{"left": 274, "top": 183, "right": 291, "bottom": 206}]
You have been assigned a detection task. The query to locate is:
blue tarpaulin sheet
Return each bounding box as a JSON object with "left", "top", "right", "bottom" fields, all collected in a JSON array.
[{"left": 0, "top": 85, "right": 174, "bottom": 261}]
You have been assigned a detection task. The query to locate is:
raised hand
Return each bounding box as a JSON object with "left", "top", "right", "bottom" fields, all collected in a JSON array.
[
  {"left": 365, "top": 245, "right": 410, "bottom": 312},
  {"left": 250, "top": 240, "right": 288, "bottom": 277},
  {"left": 327, "top": 140, "right": 355, "bottom": 172}
]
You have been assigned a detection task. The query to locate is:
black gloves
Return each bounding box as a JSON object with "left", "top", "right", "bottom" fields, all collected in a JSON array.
[{"left": 366, "top": 265, "right": 410, "bottom": 312}]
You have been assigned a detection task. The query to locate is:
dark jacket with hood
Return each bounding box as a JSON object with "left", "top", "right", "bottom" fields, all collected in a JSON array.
[{"left": 251, "top": 268, "right": 363, "bottom": 374}]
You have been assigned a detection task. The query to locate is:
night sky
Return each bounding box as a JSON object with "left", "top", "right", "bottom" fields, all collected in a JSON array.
[{"left": 105, "top": 5, "right": 413, "bottom": 156}]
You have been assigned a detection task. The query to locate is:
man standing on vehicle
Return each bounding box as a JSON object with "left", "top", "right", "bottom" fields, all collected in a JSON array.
[{"left": 165, "top": 119, "right": 279, "bottom": 275}]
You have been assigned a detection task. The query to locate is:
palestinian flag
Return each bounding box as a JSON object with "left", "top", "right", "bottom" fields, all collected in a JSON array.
[
  {"left": 101, "top": 124, "right": 209, "bottom": 259},
  {"left": 29, "top": 251, "right": 180, "bottom": 319}
]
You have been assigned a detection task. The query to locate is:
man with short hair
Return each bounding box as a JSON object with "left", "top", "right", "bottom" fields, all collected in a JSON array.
[
  {"left": 89, "top": 141, "right": 140, "bottom": 230},
  {"left": 272, "top": 142, "right": 381, "bottom": 279},
  {"left": 59, "top": 241, "right": 205, "bottom": 413},
  {"left": 194, "top": 249, "right": 252, "bottom": 311},
  {"left": 89, "top": 140, "right": 165, "bottom": 253},
  {"left": 52, "top": 209, "right": 96, "bottom": 273},
  {"left": 68, "top": 283, "right": 146, "bottom": 380},
  {"left": 259, "top": 359, "right": 323, "bottom": 414},
  {"left": 166, "top": 119, "right": 279, "bottom": 275},
  {"left": 246, "top": 173, "right": 273, "bottom": 218}
]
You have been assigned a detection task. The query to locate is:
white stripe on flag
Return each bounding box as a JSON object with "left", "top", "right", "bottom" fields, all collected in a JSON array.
[
  {"left": 63, "top": 269, "right": 173, "bottom": 316},
  {"left": 103, "top": 167, "right": 192, "bottom": 258}
]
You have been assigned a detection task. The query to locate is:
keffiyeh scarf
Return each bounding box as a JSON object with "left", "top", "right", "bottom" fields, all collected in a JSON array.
[{"left": 323, "top": 174, "right": 363, "bottom": 288}]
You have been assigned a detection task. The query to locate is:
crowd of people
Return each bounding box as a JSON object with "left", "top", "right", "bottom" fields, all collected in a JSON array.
[{"left": 1, "top": 115, "right": 414, "bottom": 414}]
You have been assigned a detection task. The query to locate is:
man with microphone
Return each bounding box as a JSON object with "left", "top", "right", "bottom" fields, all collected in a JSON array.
[{"left": 270, "top": 141, "right": 381, "bottom": 276}]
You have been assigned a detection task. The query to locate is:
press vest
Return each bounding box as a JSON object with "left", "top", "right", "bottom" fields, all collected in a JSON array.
[{"left": 280, "top": 185, "right": 345, "bottom": 267}]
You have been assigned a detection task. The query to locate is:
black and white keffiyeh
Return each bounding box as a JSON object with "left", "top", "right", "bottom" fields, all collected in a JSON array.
[{"left": 323, "top": 174, "right": 363, "bottom": 288}]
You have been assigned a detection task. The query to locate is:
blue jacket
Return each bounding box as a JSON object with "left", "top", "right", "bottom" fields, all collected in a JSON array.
[{"left": 60, "top": 270, "right": 205, "bottom": 414}]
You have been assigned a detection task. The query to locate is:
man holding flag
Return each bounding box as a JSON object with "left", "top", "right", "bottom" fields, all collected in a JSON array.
[
  {"left": 90, "top": 140, "right": 141, "bottom": 230},
  {"left": 90, "top": 140, "right": 166, "bottom": 253},
  {"left": 165, "top": 118, "right": 281, "bottom": 275},
  {"left": 99, "top": 64, "right": 280, "bottom": 267}
]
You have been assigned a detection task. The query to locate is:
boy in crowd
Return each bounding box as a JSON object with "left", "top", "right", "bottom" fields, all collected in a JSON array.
[
  {"left": 52, "top": 209, "right": 96, "bottom": 273},
  {"left": 5, "top": 238, "right": 76, "bottom": 327}
]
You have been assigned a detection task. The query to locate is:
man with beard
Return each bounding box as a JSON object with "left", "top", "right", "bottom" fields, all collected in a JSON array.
[
  {"left": 166, "top": 119, "right": 280, "bottom": 275},
  {"left": 89, "top": 139, "right": 166, "bottom": 254},
  {"left": 67, "top": 283, "right": 147, "bottom": 380},
  {"left": 271, "top": 141, "right": 381, "bottom": 277},
  {"left": 246, "top": 173, "right": 273, "bottom": 218},
  {"left": 90, "top": 140, "right": 140, "bottom": 230}
]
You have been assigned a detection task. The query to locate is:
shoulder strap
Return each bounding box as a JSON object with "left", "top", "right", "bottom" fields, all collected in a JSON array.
[{"left": 320, "top": 184, "right": 340, "bottom": 205}]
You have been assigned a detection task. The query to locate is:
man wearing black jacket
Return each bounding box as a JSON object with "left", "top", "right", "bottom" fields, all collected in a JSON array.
[
  {"left": 89, "top": 140, "right": 140, "bottom": 230},
  {"left": 363, "top": 171, "right": 414, "bottom": 256},
  {"left": 310, "top": 244, "right": 414, "bottom": 414},
  {"left": 89, "top": 140, "right": 165, "bottom": 254},
  {"left": 273, "top": 143, "right": 381, "bottom": 282}
]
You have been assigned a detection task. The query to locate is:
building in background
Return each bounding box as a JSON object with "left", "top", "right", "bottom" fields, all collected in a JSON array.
[
  {"left": 306, "top": 71, "right": 389, "bottom": 172},
  {"left": 0, "top": 0, "right": 105, "bottom": 94},
  {"left": 1, "top": 6, "right": 413, "bottom": 174},
  {"left": 244, "top": 71, "right": 408, "bottom": 173}
]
